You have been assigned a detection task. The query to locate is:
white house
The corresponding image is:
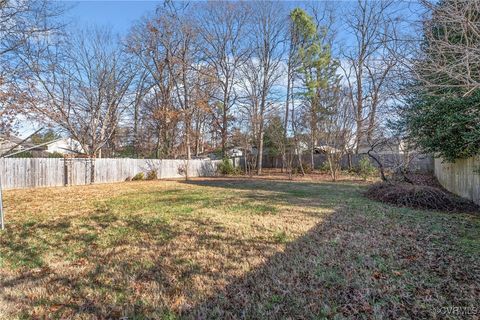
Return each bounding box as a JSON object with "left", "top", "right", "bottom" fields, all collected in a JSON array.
[{"left": 44, "top": 138, "right": 84, "bottom": 155}]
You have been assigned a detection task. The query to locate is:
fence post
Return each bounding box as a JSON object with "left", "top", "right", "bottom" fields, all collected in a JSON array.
[
  {"left": 63, "top": 157, "right": 72, "bottom": 186},
  {"left": 90, "top": 157, "right": 95, "bottom": 184}
]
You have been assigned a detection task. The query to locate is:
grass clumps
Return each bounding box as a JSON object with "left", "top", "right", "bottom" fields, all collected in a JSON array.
[{"left": 365, "top": 182, "right": 479, "bottom": 213}]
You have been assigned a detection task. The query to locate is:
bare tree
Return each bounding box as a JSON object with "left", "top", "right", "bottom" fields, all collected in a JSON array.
[
  {"left": 126, "top": 14, "right": 181, "bottom": 158},
  {"left": 22, "top": 28, "right": 135, "bottom": 158},
  {"left": 244, "top": 2, "right": 286, "bottom": 174},
  {"left": 198, "top": 1, "right": 251, "bottom": 156},
  {"left": 341, "top": 0, "right": 400, "bottom": 153},
  {"left": 0, "top": 0, "right": 63, "bottom": 132},
  {"left": 129, "top": 69, "right": 151, "bottom": 157},
  {"left": 415, "top": 0, "right": 480, "bottom": 96},
  {"left": 320, "top": 86, "right": 355, "bottom": 181}
]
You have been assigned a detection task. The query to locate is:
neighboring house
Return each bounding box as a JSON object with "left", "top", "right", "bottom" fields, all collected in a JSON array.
[
  {"left": 357, "top": 136, "right": 407, "bottom": 155},
  {"left": 314, "top": 145, "right": 342, "bottom": 154},
  {"left": 227, "top": 148, "right": 243, "bottom": 158},
  {"left": 0, "top": 134, "right": 84, "bottom": 157},
  {"left": 44, "top": 138, "right": 84, "bottom": 155},
  {"left": 0, "top": 134, "right": 42, "bottom": 156}
]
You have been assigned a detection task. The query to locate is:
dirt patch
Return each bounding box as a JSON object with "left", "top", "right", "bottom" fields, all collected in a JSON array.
[{"left": 365, "top": 182, "right": 479, "bottom": 213}]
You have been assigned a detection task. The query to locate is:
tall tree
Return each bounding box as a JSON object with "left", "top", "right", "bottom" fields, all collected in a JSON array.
[
  {"left": 290, "top": 7, "right": 338, "bottom": 169},
  {"left": 22, "top": 27, "right": 135, "bottom": 157},
  {"left": 126, "top": 13, "right": 180, "bottom": 158},
  {"left": 239, "top": 1, "right": 286, "bottom": 174},
  {"left": 341, "top": 0, "right": 398, "bottom": 153},
  {"left": 399, "top": 0, "right": 480, "bottom": 161},
  {"left": 198, "top": 1, "right": 251, "bottom": 156},
  {"left": 0, "top": 0, "right": 63, "bottom": 132}
]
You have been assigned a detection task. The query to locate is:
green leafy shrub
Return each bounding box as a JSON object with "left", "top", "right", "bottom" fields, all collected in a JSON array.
[
  {"left": 48, "top": 152, "right": 64, "bottom": 158},
  {"left": 319, "top": 161, "right": 330, "bottom": 173},
  {"left": 14, "top": 151, "right": 33, "bottom": 158},
  {"left": 218, "top": 157, "right": 236, "bottom": 175},
  {"left": 358, "top": 156, "right": 377, "bottom": 181},
  {"left": 146, "top": 170, "right": 158, "bottom": 180},
  {"left": 132, "top": 172, "right": 144, "bottom": 181}
]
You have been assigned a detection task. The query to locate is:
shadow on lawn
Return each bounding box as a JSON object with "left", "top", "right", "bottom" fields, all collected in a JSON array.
[
  {"left": 178, "top": 179, "right": 479, "bottom": 319},
  {"left": 0, "top": 178, "right": 478, "bottom": 319},
  {"left": 182, "top": 224, "right": 478, "bottom": 319},
  {"left": 0, "top": 209, "right": 180, "bottom": 318}
]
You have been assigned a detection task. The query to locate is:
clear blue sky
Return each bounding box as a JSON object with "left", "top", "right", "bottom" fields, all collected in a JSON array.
[{"left": 65, "top": 1, "right": 161, "bottom": 34}]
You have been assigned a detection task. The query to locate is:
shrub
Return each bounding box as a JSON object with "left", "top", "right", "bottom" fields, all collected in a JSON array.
[
  {"left": 358, "top": 156, "right": 377, "bottom": 180},
  {"left": 132, "top": 172, "right": 144, "bottom": 181},
  {"left": 15, "top": 151, "right": 33, "bottom": 158},
  {"left": 291, "top": 163, "right": 313, "bottom": 175},
  {"left": 302, "top": 163, "right": 313, "bottom": 174},
  {"left": 365, "top": 182, "right": 479, "bottom": 213},
  {"left": 218, "top": 157, "right": 236, "bottom": 175},
  {"left": 48, "top": 152, "right": 64, "bottom": 158},
  {"left": 177, "top": 164, "right": 186, "bottom": 176},
  {"left": 146, "top": 170, "right": 157, "bottom": 180},
  {"left": 319, "top": 161, "right": 330, "bottom": 173}
]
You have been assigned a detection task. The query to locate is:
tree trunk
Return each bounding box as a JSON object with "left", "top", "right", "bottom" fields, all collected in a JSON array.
[{"left": 256, "top": 131, "right": 264, "bottom": 173}]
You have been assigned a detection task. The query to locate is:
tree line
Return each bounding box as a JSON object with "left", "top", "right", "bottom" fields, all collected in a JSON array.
[{"left": 1, "top": 0, "right": 478, "bottom": 179}]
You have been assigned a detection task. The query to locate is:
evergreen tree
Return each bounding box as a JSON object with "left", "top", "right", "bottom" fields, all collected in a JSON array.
[{"left": 400, "top": 0, "right": 480, "bottom": 161}]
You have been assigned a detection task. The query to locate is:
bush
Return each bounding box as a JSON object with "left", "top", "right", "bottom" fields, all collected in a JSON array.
[
  {"left": 146, "top": 170, "right": 157, "bottom": 180},
  {"left": 218, "top": 157, "right": 236, "bottom": 175},
  {"left": 132, "top": 172, "right": 144, "bottom": 181},
  {"left": 358, "top": 156, "right": 377, "bottom": 180},
  {"left": 14, "top": 151, "right": 33, "bottom": 158},
  {"left": 302, "top": 163, "right": 313, "bottom": 174},
  {"left": 365, "top": 182, "right": 479, "bottom": 213},
  {"left": 291, "top": 163, "right": 313, "bottom": 175},
  {"left": 319, "top": 161, "right": 330, "bottom": 173},
  {"left": 177, "top": 164, "right": 186, "bottom": 176},
  {"left": 48, "top": 152, "right": 64, "bottom": 158}
]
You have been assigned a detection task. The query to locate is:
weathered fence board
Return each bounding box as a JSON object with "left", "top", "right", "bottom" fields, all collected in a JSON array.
[
  {"left": 435, "top": 157, "right": 480, "bottom": 205},
  {"left": 0, "top": 158, "right": 65, "bottom": 189},
  {"left": 0, "top": 158, "right": 220, "bottom": 190},
  {"left": 252, "top": 153, "right": 434, "bottom": 172}
]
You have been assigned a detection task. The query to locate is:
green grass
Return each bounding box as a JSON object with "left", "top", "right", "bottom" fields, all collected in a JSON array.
[{"left": 0, "top": 177, "right": 478, "bottom": 319}]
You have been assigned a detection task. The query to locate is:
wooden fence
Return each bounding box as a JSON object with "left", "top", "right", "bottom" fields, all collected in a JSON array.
[
  {"left": 0, "top": 158, "right": 221, "bottom": 190},
  {"left": 434, "top": 157, "right": 480, "bottom": 205},
  {"left": 253, "top": 153, "right": 434, "bottom": 172}
]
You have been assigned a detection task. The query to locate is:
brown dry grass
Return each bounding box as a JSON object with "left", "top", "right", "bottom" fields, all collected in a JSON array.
[{"left": 0, "top": 177, "right": 478, "bottom": 319}]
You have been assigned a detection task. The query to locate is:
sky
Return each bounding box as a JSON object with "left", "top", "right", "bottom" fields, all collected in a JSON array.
[
  {"left": 18, "top": 0, "right": 422, "bottom": 138},
  {"left": 64, "top": 1, "right": 161, "bottom": 34}
]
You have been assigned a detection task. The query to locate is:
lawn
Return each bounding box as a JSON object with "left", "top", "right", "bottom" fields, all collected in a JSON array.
[{"left": 0, "top": 177, "right": 479, "bottom": 319}]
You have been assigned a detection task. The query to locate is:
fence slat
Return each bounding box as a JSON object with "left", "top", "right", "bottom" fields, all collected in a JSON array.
[
  {"left": 0, "top": 158, "right": 220, "bottom": 190},
  {"left": 435, "top": 157, "right": 480, "bottom": 205}
]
